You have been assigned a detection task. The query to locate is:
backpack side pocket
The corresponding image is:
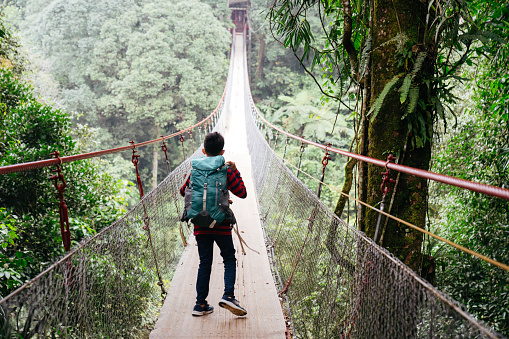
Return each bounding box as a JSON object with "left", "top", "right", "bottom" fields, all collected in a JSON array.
[
  {"left": 218, "top": 188, "right": 230, "bottom": 214},
  {"left": 181, "top": 186, "right": 193, "bottom": 222}
]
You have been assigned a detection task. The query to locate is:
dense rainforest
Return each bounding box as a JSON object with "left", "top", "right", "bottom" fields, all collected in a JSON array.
[
  {"left": 252, "top": 0, "right": 508, "bottom": 333},
  {"left": 0, "top": 0, "right": 507, "bottom": 335}
]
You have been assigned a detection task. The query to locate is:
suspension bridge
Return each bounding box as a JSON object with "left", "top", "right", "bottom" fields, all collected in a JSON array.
[{"left": 0, "top": 31, "right": 508, "bottom": 338}]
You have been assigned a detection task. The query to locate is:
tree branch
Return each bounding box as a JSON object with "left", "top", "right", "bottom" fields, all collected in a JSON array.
[{"left": 341, "top": 0, "right": 359, "bottom": 74}]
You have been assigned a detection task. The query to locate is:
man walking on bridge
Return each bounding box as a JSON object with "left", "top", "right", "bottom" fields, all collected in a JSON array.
[{"left": 180, "top": 132, "right": 248, "bottom": 317}]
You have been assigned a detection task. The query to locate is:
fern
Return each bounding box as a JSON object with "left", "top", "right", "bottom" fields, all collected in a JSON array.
[
  {"left": 379, "top": 33, "right": 409, "bottom": 52},
  {"left": 480, "top": 30, "right": 505, "bottom": 44},
  {"left": 368, "top": 74, "right": 403, "bottom": 121},
  {"left": 402, "top": 86, "right": 420, "bottom": 119},
  {"left": 400, "top": 52, "right": 427, "bottom": 104},
  {"left": 460, "top": 31, "right": 505, "bottom": 45},
  {"left": 400, "top": 76, "right": 413, "bottom": 104},
  {"left": 412, "top": 52, "right": 428, "bottom": 74}
]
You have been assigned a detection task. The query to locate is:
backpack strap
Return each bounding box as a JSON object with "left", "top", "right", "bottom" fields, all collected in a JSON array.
[
  {"left": 182, "top": 163, "right": 192, "bottom": 187},
  {"left": 218, "top": 163, "right": 228, "bottom": 172},
  {"left": 202, "top": 183, "right": 207, "bottom": 211}
]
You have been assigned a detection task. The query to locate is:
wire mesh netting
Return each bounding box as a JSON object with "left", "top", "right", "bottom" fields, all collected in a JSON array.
[
  {"left": 0, "top": 162, "right": 190, "bottom": 337},
  {"left": 241, "top": 47, "right": 505, "bottom": 338}
]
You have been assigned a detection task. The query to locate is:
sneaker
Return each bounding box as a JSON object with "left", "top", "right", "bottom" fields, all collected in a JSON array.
[
  {"left": 219, "top": 296, "right": 247, "bottom": 316},
  {"left": 192, "top": 303, "right": 214, "bottom": 316}
]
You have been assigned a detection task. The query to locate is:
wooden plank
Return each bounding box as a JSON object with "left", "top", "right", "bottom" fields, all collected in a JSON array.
[{"left": 150, "top": 35, "right": 287, "bottom": 339}]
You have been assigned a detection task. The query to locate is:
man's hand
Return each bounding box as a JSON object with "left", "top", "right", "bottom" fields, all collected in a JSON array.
[{"left": 226, "top": 161, "right": 237, "bottom": 171}]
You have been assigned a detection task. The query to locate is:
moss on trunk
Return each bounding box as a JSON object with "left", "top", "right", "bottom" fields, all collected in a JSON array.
[{"left": 361, "top": 0, "right": 432, "bottom": 272}]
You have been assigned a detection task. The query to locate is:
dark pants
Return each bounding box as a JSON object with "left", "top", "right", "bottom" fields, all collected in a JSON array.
[{"left": 195, "top": 233, "right": 236, "bottom": 305}]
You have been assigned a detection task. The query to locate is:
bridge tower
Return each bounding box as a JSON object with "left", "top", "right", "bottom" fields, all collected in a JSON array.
[{"left": 228, "top": 0, "right": 249, "bottom": 35}]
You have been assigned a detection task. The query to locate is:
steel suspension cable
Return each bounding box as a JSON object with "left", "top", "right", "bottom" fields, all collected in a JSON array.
[
  {"left": 281, "top": 157, "right": 509, "bottom": 272},
  {"left": 0, "top": 75, "right": 230, "bottom": 176},
  {"left": 252, "top": 107, "right": 509, "bottom": 201}
]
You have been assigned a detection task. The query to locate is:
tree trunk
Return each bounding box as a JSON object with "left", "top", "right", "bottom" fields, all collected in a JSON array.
[
  {"left": 152, "top": 124, "right": 159, "bottom": 189},
  {"left": 334, "top": 157, "right": 357, "bottom": 217},
  {"left": 361, "top": 0, "right": 432, "bottom": 272},
  {"left": 253, "top": 31, "right": 265, "bottom": 89},
  {"left": 353, "top": 3, "right": 435, "bottom": 336}
]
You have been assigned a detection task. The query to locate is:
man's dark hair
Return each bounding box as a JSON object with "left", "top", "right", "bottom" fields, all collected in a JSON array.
[{"left": 203, "top": 132, "right": 224, "bottom": 156}]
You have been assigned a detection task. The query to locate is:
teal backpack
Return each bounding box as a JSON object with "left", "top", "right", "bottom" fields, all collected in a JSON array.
[{"left": 181, "top": 155, "right": 231, "bottom": 228}]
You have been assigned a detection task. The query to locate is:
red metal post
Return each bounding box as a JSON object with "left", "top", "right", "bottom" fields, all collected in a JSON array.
[
  {"left": 317, "top": 143, "right": 332, "bottom": 199},
  {"left": 374, "top": 154, "right": 397, "bottom": 243},
  {"left": 130, "top": 141, "right": 144, "bottom": 198},
  {"left": 160, "top": 136, "right": 172, "bottom": 174},
  {"left": 49, "top": 151, "right": 71, "bottom": 253},
  {"left": 179, "top": 133, "right": 186, "bottom": 161}
]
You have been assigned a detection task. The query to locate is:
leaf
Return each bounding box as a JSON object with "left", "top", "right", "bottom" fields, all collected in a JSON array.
[
  {"left": 402, "top": 86, "right": 420, "bottom": 119},
  {"left": 400, "top": 76, "right": 412, "bottom": 104},
  {"left": 369, "top": 74, "right": 403, "bottom": 121},
  {"left": 412, "top": 52, "right": 428, "bottom": 75}
]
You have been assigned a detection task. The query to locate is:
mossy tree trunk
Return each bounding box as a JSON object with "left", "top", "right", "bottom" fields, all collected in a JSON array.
[
  {"left": 252, "top": 31, "right": 266, "bottom": 90},
  {"left": 359, "top": 0, "right": 433, "bottom": 272}
]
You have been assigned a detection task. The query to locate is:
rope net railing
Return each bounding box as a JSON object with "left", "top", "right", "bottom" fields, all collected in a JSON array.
[
  {"left": 0, "top": 125, "right": 227, "bottom": 338},
  {"left": 0, "top": 128, "right": 228, "bottom": 337},
  {"left": 239, "top": 35, "right": 505, "bottom": 337},
  {"left": 0, "top": 37, "right": 234, "bottom": 339}
]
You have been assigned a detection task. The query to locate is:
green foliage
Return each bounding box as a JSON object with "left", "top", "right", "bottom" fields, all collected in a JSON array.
[
  {"left": 0, "top": 15, "right": 26, "bottom": 77},
  {"left": 470, "top": 3, "right": 509, "bottom": 124},
  {"left": 0, "top": 18, "right": 127, "bottom": 296},
  {"left": 267, "top": 0, "right": 365, "bottom": 103},
  {"left": 13, "top": 0, "right": 232, "bottom": 188},
  {"left": 20, "top": 0, "right": 139, "bottom": 113},
  {"left": 90, "top": 0, "right": 230, "bottom": 129},
  {"left": 265, "top": 0, "right": 508, "bottom": 335},
  {"left": 253, "top": 66, "right": 309, "bottom": 100},
  {"left": 430, "top": 87, "right": 509, "bottom": 335},
  {"left": 0, "top": 208, "right": 27, "bottom": 294},
  {"left": 267, "top": 0, "right": 507, "bottom": 151},
  {"left": 399, "top": 52, "right": 427, "bottom": 106},
  {"left": 368, "top": 74, "right": 403, "bottom": 121},
  {"left": 256, "top": 85, "right": 354, "bottom": 209},
  {"left": 0, "top": 209, "right": 17, "bottom": 248}
]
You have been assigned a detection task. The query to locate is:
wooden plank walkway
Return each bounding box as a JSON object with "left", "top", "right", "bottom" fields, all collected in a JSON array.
[{"left": 150, "top": 35, "right": 287, "bottom": 339}]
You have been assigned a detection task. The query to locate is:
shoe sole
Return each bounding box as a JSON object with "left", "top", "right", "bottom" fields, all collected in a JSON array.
[
  {"left": 219, "top": 300, "right": 247, "bottom": 316},
  {"left": 192, "top": 309, "right": 214, "bottom": 316}
]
